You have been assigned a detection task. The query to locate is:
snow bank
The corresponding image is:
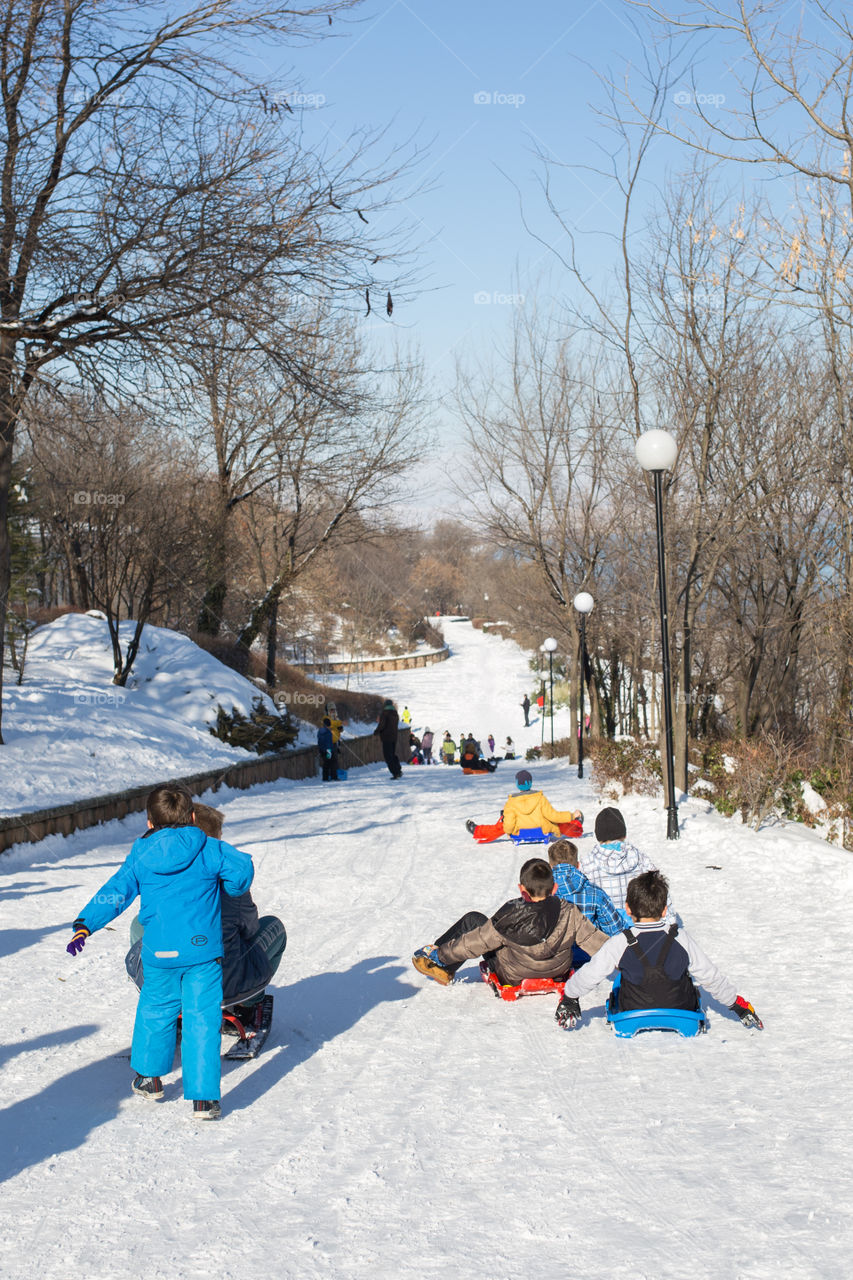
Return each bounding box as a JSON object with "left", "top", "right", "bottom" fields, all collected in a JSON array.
[{"left": 0, "top": 613, "right": 294, "bottom": 816}]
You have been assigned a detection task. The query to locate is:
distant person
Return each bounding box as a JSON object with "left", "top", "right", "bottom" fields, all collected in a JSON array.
[
  {"left": 580, "top": 807, "right": 668, "bottom": 916},
  {"left": 317, "top": 717, "right": 336, "bottom": 781},
  {"left": 554, "top": 870, "right": 763, "bottom": 1032},
  {"left": 487, "top": 734, "right": 496, "bottom": 756},
  {"left": 65, "top": 784, "right": 253, "bottom": 1121},
  {"left": 466, "top": 770, "right": 581, "bottom": 843},
  {"left": 504, "top": 737, "right": 515, "bottom": 759},
  {"left": 409, "top": 732, "right": 423, "bottom": 764},
  {"left": 412, "top": 858, "right": 608, "bottom": 988},
  {"left": 441, "top": 732, "right": 457, "bottom": 764},
  {"left": 326, "top": 703, "right": 345, "bottom": 747},
  {"left": 401, "top": 705, "right": 412, "bottom": 726},
  {"left": 521, "top": 695, "right": 531, "bottom": 727},
  {"left": 460, "top": 736, "right": 497, "bottom": 773},
  {"left": 421, "top": 728, "right": 435, "bottom": 764},
  {"left": 374, "top": 699, "right": 402, "bottom": 779}
]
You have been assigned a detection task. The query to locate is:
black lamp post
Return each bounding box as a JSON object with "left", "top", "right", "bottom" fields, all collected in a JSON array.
[
  {"left": 543, "top": 636, "right": 557, "bottom": 751},
  {"left": 635, "top": 429, "right": 680, "bottom": 840},
  {"left": 573, "top": 592, "right": 594, "bottom": 778}
]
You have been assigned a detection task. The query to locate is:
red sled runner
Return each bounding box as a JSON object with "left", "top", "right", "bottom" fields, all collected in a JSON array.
[
  {"left": 480, "top": 960, "right": 567, "bottom": 1002},
  {"left": 221, "top": 993, "right": 275, "bottom": 1060}
]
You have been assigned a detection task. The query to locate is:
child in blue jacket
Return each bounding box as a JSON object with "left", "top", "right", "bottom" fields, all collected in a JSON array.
[{"left": 66, "top": 784, "right": 254, "bottom": 1121}]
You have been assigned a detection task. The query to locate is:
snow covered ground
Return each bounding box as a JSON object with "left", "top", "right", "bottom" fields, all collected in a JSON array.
[
  {"left": 1, "top": 620, "right": 851, "bottom": 1279},
  {"left": 338, "top": 614, "right": 565, "bottom": 752},
  {"left": 0, "top": 613, "right": 312, "bottom": 816}
]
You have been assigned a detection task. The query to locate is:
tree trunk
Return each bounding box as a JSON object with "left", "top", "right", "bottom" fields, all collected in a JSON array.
[
  {"left": 238, "top": 577, "right": 286, "bottom": 659},
  {"left": 115, "top": 616, "right": 147, "bottom": 687},
  {"left": 265, "top": 592, "right": 280, "bottom": 689},
  {"left": 0, "top": 406, "right": 14, "bottom": 744},
  {"left": 197, "top": 578, "right": 227, "bottom": 637},
  {"left": 196, "top": 497, "right": 229, "bottom": 636},
  {"left": 569, "top": 649, "right": 580, "bottom": 764}
]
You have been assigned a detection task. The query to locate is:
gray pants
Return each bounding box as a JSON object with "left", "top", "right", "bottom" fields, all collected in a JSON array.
[{"left": 127, "top": 915, "right": 286, "bottom": 1008}]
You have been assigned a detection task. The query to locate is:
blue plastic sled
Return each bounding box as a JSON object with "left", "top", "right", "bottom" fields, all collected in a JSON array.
[
  {"left": 606, "top": 973, "right": 707, "bottom": 1039},
  {"left": 508, "top": 828, "right": 551, "bottom": 845},
  {"left": 337, "top": 769, "right": 348, "bottom": 780}
]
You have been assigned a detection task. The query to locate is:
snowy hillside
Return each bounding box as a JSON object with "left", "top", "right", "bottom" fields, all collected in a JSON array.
[
  {"left": 1, "top": 619, "right": 851, "bottom": 1280},
  {"left": 0, "top": 613, "right": 300, "bottom": 816},
  {"left": 337, "top": 614, "right": 568, "bottom": 751}
]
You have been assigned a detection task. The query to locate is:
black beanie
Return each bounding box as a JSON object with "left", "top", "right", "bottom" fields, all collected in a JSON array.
[{"left": 595, "top": 807, "right": 626, "bottom": 843}]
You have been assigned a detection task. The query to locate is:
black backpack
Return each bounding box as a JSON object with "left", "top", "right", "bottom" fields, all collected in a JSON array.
[{"left": 617, "top": 925, "right": 699, "bottom": 1012}]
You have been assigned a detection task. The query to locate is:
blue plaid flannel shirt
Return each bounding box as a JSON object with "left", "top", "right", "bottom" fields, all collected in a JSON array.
[{"left": 551, "top": 863, "right": 627, "bottom": 935}]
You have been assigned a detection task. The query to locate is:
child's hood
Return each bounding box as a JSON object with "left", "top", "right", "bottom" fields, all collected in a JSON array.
[
  {"left": 508, "top": 790, "right": 543, "bottom": 815},
  {"left": 133, "top": 824, "right": 208, "bottom": 873},
  {"left": 596, "top": 839, "right": 644, "bottom": 873}
]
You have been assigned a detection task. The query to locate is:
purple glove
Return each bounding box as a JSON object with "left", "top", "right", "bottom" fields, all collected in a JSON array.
[{"left": 66, "top": 925, "right": 89, "bottom": 957}]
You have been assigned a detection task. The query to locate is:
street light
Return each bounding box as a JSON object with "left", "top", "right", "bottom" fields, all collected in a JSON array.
[
  {"left": 543, "top": 636, "right": 558, "bottom": 751},
  {"left": 635, "top": 428, "right": 680, "bottom": 840},
  {"left": 573, "top": 592, "right": 594, "bottom": 778}
]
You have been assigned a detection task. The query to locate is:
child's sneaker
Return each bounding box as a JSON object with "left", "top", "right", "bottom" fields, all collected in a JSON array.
[
  {"left": 192, "top": 1100, "right": 222, "bottom": 1121},
  {"left": 131, "top": 1074, "right": 164, "bottom": 1100},
  {"left": 412, "top": 946, "right": 453, "bottom": 985}
]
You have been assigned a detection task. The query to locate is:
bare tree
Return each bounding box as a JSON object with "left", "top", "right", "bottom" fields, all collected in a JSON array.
[
  {"left": 0, "top": 0, "right": 416, "bottom": 739},
  {"left": 26, "top": 393, "right": 206, "bottom": 683},
  {"left": 457, "top": 306, "right": 623, "bottom": 753},
  {"left": 232, "top": 345, "right": 425, "bottom": 686},
  {"left": 629, "top": 0, "right": 853, "bottom": 759}
]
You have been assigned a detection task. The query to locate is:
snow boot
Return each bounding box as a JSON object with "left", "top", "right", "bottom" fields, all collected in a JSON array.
[
  {"left": 192, "top": 1100, "right": 222, "bottom": 1121},
  {"left": 132, "top": 1074, "right": 164, "bottom": 1101},
  {"left": 465, "top": 819, "right": 476, "bottom": 835},
  {"left": 412, "top": 946, "right": 453, "bottom": 986}
]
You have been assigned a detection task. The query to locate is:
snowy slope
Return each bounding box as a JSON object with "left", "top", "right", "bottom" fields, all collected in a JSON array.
[
  {"left": 0, "top": 613, "right": 308, "bottom": 816},
  {"left": 1, "top": 621, "right": 851, "bottom": 1280},
  {"left": 336, "top": 614, "right": 565, "bottom": 753}
]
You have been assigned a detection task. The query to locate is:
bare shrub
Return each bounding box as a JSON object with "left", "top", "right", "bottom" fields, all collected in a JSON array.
[{"left": 587, "top": 738, "right": 662, "bottom": 800}]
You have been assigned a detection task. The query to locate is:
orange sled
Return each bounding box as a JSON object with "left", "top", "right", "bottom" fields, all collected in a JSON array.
[{"left": 479, "top": 960, "right": 567, "bottom": 1002}]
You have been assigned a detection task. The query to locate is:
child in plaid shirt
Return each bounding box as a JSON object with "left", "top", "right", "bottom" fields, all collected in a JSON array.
[
  {"left": 548, "top": 837, "right": 626, "bottom": 969},
  {"left": 548, "top": 838, "right": 627, "bottom": 933}
]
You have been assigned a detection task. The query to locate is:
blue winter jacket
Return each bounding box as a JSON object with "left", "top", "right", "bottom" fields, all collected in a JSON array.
[
  {"left": 75, "top": 825, "right": 254, "bottom": 969},
  {"left": 317, "top": 725, "right": 333, "bottom": 755}
]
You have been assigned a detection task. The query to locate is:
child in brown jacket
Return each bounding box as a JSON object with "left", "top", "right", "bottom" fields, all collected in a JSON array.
[{"left": 412, "top": 858, "right": 608, "bottom": 987}]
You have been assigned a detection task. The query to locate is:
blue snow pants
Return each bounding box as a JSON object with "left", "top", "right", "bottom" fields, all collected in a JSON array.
[{"left": 130, "top": 959, "right": 223, "bottom": 1101}]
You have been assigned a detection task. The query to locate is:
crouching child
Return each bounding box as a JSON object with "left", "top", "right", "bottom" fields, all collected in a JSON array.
[
  {"left": 412, "top": 858, "right": 609, "bottom": 988},
  {"left": 65, "top": 784, "right": 255, "bottom": 1120},
  {"left": 554, "top": 870, "right": 763, "bottom": 1031}
]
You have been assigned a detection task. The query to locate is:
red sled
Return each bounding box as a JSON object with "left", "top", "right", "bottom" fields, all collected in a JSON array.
[{"left": 479, "top": 960, "right": 567, "bottom": 1002}]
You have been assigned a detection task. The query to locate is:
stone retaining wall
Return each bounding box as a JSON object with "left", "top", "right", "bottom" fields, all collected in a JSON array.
[
  {"left": 299, "top": 646, "right": 449, "bottom": 675},
  {"left": 0, "top": 728, "right": 408, "bottom": 857}
]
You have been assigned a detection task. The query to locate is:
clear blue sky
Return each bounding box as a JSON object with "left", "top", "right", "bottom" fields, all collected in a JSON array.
[{"left": 247, "top": 1, "right": 738, "bottom": 506}]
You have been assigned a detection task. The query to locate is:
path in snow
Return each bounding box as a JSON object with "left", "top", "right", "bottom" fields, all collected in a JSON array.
[{"left": 1, "top": 620, "right": 851, "bottom": 1280}]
